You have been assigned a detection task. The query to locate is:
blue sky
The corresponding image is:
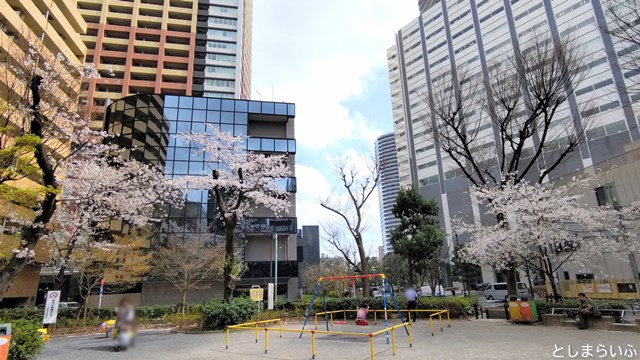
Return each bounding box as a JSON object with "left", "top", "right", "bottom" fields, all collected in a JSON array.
[{"left": 251, "top": 1, "right": 416, "bottom": 256}]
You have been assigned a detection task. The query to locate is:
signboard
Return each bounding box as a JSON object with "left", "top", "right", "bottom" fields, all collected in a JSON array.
[
  {"left": 581, "top": 282, "right": 594, "bottom": 293},
  {"left": 42, "top": 291, "right": 61, "bottom": 325},
  {"left": 267, "top": 283, "right": 274, "bottom": 310},
  {"left": 250, "top": 286, "right": 264, "bottom": 302},
  {"left": 598, "top": 283, "right": 612, "bottom": 294}
]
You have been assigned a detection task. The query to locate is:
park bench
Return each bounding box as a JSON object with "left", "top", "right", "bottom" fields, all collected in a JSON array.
[{"left": 542, "top": 308, "right": 639, "bottom": 332}]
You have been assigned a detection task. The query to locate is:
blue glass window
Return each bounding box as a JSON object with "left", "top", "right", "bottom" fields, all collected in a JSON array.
[
  {"left": 234, "top": 112, "right": 248, "bottom": 125},
  {"left": 189, "top": 161, "right": 204, "bottom": 174},
  {"left": 207, "top": 111, "right": 220, "bottom": 123},
  {"left": 248, "top": 101, "right": 261, "bottom": 113},
  {"left": 221, "top": 111, "right": 234, "bottom": 123},
  {"left": 275, "top": 103, "right": 287, "bottom": 115},
  {"left": 262, "top": 138, "right": 275, "bottom": 151},
  {"left": 165, "top": 160, "right": 174, "bottom": 174},
  {"left": 166, "top": 146, "right": 175, "bottom": 159},
  {"left": 287, "top": 104, "right": 295, "bottom": 116},
  {"left": 234, "top": 125, "right": 247, "bottom": 136},
  {"left": 275, "top": 139, "right": 287, "bottom": 152},
  {"left": 221, "top": 99, "right": 235, "bottom": 111},
  {"left": 193, "top": 97, "right": 207, "bottom": 110},
  {"left": 177, "top": 121, "right": 191, "bottom": 133},
  {"left": 178, "top": 109, "right": 192, "bottom": 121},
  {"left": 193, "top": 110, "right": 206, "bottom": 122},
  {"left": 288, "top": 139, "right": 296, "bottom": 153},
  {"left": 247, "top": 137, "right": 260, "bottom": 151},
  {"left": 262, "top": 102, "right": 275, "bottom": 114},
  {"left": 174, "top": 147, "right": 190, "bottom": 160},
  {"left": 173, "top": 161, "right": 189, "bottom": 174},
  {"left": 179, "top": 96, "right": 193, "bottom": 108},
  {"left": 165, "top": 95, "right": 179, "bottom": 108},
  {"left": 164, "top": 108, "right": 178, "bottom": 121},
  {"left": 207, "top": 98, "right": 221, "bottom": 110},
  {"left": 221, "top": 124, "right": 234, "bottom": 134},
  {"left": 192, "top": 122, "right": 206, "bottom": 133},
  {"left": 235, "top": 100, "right": 248, "bottom": 112}
]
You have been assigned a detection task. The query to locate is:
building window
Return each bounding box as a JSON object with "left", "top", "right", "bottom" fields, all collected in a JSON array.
[
  {"left": 595, "top": 183, "right": 619, "bottom": 208},
  {"left": 207, "top": 41, "right": 237, "bottom": 51},
  {"left": 209, "top": 17, "right": 237, "bottom": 26},
  {"left": 205, "top": 66, "right": 236, "bottom": 75}
]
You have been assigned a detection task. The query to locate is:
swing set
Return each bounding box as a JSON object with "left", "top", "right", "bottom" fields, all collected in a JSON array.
[{"left": 300, "top": 273, "right": 408, "bottom": 341}]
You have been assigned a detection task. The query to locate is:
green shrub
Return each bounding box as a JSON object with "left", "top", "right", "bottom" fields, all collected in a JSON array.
[
  {"left": 8, "top": 320, "right": 43, "bottom": 360},
  {"left": 536, "top": 298, "right": 627, "bottom": 316},
  {"left": 202, "top": 297, "right": 256, "bottom": 330},
  {"left": 136, "top": 305, "right": 176, "bottom": 319}
]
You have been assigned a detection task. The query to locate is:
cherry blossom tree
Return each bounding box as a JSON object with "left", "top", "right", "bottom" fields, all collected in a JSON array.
[
  {"left": 458, "top": 177, "right": 619, "bottom": 299},
  {"left": 0, "top": 41, "right": 104, "bottom": 295},
  {"left": 177, "top": 127, "right": 291, "bottom": 301},
  {"left": 48, "top": 151, "right": 183, "bottom": 289}
]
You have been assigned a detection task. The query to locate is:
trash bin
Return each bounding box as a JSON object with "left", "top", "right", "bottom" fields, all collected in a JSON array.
[{"left": 507, "top": 297, "right": 538, "bottom": 323}]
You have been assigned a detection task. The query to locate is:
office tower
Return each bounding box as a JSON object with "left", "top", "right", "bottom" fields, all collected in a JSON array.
[
  {"left": 388, "top": 0, "right": 640, "bottom": 281},
  {"left": 375, "top": 133, "right": 401, "bottom": 254},
  {"left": 77, "top": 0, "right": 252, "bottom": 128},
  {"left": 103, "top": 94, "right": 298, "bottom": 302}
]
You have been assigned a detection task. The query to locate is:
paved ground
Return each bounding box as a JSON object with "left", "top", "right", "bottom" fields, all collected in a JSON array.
[{"left": 40, "top": 319, "right": 640, "bottom": 360}]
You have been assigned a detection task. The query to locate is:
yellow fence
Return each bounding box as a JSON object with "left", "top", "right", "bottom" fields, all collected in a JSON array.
[
  {"left": 313, "top": 309, "right": 451, "bottom": 334},
  {"left": 226, "top": 318, "right": 414, "bottom": 360}
]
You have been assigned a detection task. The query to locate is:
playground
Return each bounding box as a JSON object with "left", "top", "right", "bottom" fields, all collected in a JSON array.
[{"left": 225, "top": 274, "right": 451, "bottom": 359}]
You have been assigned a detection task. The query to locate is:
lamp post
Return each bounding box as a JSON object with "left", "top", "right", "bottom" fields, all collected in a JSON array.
[{"left": 272, "top": 232, "right": 278, "bottom": 306}]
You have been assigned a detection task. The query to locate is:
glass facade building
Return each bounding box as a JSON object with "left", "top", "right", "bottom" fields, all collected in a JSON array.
[{"left": 104, "top": 94, "right": 299, "bottom": 300}]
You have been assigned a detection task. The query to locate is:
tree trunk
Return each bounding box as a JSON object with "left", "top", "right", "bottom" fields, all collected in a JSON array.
[
  {"left": 0, "top": 76, "right": 58, "bottom": 296},
  {"left": 223, "top": 218, "right": 237, "bottom": 302},
  {"left": 505, "top": 264, "right": 518, "bottom": 298},
  {"left": 180, "top": 291, "right": 188, "bottom": 314},
  {"left": 355, "top": 235, "right": 369, "bottom": 297}
]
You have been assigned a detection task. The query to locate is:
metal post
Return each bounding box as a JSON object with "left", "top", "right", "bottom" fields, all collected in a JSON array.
[
  {"left": 447, "top": 311, "right": 451, "bottom": 328},
  {"left": 407, "top": 322, "right": 413, "bottom": 348},
  {"left": 300, "top": 282, "right": 321, "bottom": 337},
  {"left": 280, "top": 319, "right": 283, "bottom": 338},
  {"left": 264, "top": 328, "right": 268, "bottom": 354},
  {"left": 225, "top": 327, "right": 229, "bottom": 349},
  {"left": 391, "top": 328, "right": 396, "bottom": 355},
  {"left": 255, "top": 323, "right": 259, "bottom": 343},
  {"left": 382, "top": 278, "right": 389, "bottom": 344},
  {"left": 369, "top": 333, "right": 375, "bottom": 360},
  {"left": 322, "top": 283, "right": 329, "bottom": 331},
  {"left": 311, "top": 331, "right": 316, "bottom": 359},
  {"left": 273, "top": 233, "right": 278, "bottom": 307}
]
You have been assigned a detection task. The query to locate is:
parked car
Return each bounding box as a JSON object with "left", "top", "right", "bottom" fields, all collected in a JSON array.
[
  {"left": 484, "top": 282, "right": 528, "bottom": 301},
  {"left": 59, "top": 302, "right": 81, "bottom": 309}
]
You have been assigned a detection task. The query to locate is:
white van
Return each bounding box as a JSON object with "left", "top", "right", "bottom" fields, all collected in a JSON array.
[{"left": 484, "top": 282, "right": 528, "bottom": 301}]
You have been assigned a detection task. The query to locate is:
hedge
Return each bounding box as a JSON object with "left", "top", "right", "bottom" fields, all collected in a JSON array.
[
  {"left": 8, "top": 320, "right": 43, "bottom": 360},
  {"left": 202, "top": 297, "right": 256, "bottom": 330}
]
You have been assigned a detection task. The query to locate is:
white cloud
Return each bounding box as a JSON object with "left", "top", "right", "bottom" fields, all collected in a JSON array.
[
  {"left": 252, "top": 1, "right": 415, "bottom": 256},
  {"left": 252, "top": 1, "right": 416, "bottom": 149}
]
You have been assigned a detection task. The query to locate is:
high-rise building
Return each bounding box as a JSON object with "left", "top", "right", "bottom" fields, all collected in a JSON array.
[
  {"left": 103, "top": 94, "right": 299, "bottom": 302},
  {"left": 388, "top": 0, "right": 640, "bottom": 281},
  {"left": 0, "top": 0, "right": 87, "bottom": 307},
  {"left": 77, "top": 0, "right": 252, "bottom": 128},
  {"left": 375, "top": 133, "right": 401, "bottom": 254}
]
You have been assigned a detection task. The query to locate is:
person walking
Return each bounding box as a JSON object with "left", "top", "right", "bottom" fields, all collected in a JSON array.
[{"left": 405, "top": 285, "right": 418, "bottom": 322}]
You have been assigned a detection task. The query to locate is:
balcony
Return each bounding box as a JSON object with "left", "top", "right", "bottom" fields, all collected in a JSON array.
[
  {"left": 243, "top": 217, "right": 297, "bottom": 234},
  {"left": 243, "top": 261, "right": 299, "bottom": 279}
]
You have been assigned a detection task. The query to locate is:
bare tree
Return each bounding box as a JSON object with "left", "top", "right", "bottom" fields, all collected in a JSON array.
[
  {"left": 152, "top": 238, "right": 224, "bottom": 313},
  {"left": 320, "top": 155, "right": 380, "bottom": 297},
  {"left": 603, "top": 0, "right": 640, "bottom": 89},
  {"left": 426, "top": 33, "right": 592, "bottom": 295}
]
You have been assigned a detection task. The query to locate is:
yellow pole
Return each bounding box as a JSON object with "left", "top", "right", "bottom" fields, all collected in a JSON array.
[
  {"left": 315, "top": 314, "right": 318, "bottom": 330},
  {"left": 374, "top": 310, "right": 377, "bottom": 325},
  {"left": 391, "top": 328, "right": 396, "bottom": 355},
  {"left": 447, "top": 310, "right": 451, "bottom": 328},
  {"left": 407, "top": 322, "right": 413, "bottom": 348},
  {"left": 264, "top": 328, "right": 268, "bottom": 354},
  {"left": 429, "top": 316, "right": 434, "bottom": 336},
  {"left": 225, "top": 327, "right": 229, "bottom": 349},
  {"left": 408, "top": 310, "right": 411, "bottom": 323},
  {"left": 280, "top": 318, "right": 283, "bottom": 338},
  {"left": 330, "top": 312, "right": 333, "bottom": 327},
  {"left": 255, "top": 323, "right": 259, "bottom": 343},
  {"left": 344, "top": 310, "right": 346, "bottom": 322},
  {"left": 311, "top": 331, "right": 316, "bottom": 359},
  {"left": 369, "top": 334, "right": 375, "bottom": 360},
  {"left": 439, "top": 313, "right": 443, "bottom": 332}
]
